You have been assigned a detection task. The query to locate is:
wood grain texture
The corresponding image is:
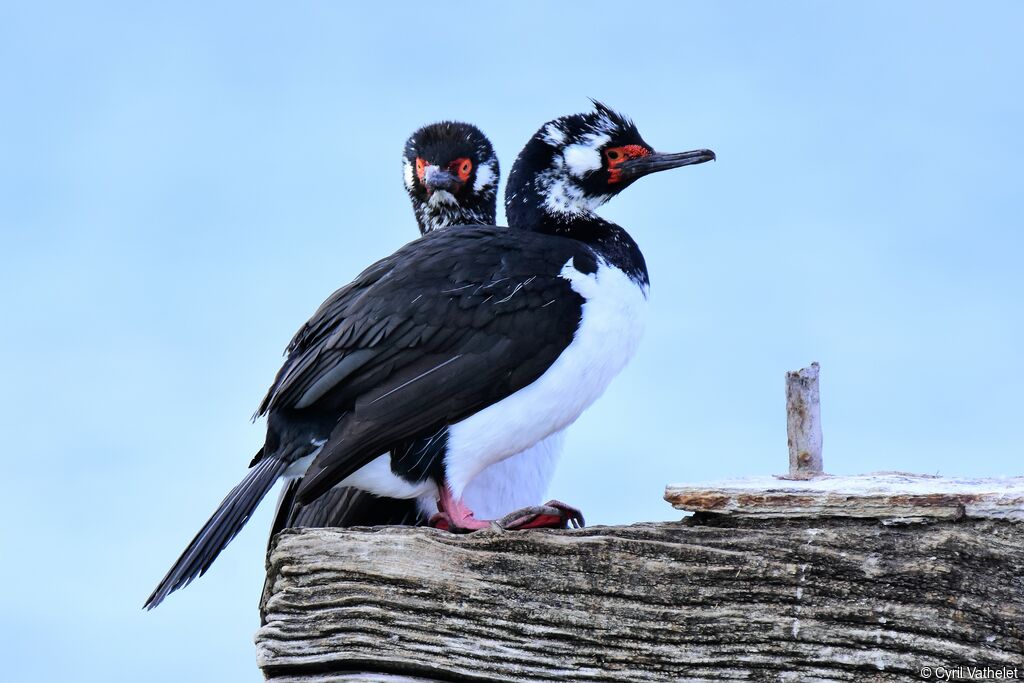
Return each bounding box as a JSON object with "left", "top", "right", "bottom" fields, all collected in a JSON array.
[
  {"left": 257, "top": 518, "right": 1023, "bottom": 682},
  {"left": 666, "top": 473, "right": 1024, "bottom": 522},
  {"left": 784, "top": 362, "right": 823, "bottom": 479}
]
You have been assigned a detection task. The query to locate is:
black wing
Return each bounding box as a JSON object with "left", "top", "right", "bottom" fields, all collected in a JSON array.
[{"left": 255, "top": 225, "right": 596, "bottom": 504}]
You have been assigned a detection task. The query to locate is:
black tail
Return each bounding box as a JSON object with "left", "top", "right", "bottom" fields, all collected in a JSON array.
[{"left": 145, "top": 455, "right": 289, "bottom": 609}]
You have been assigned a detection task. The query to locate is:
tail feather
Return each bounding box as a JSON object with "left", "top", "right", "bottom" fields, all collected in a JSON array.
[{"left": 144, "top": 455, "right": 289, "bottom": 609}]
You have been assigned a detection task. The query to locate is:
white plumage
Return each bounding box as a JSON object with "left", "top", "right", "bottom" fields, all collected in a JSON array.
[{"left": 444, "top": 259, "right": 647, "bottom": 499}]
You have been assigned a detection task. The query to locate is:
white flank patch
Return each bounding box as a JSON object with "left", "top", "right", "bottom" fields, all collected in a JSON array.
[
  {"left": 339, "top": 453, "right": 438, "bottom": 500},
  {"left": 445, "top": 259, "right": 648, "bottom": 497},
  {"left": 473, "top": 160, "right": 497, "bottom": 193},
  {"left": 402, "top": 159, "right": 414, "bottom": 191},
  {"left": 562, "top": 133, "right": 609, "bottom": 178}
]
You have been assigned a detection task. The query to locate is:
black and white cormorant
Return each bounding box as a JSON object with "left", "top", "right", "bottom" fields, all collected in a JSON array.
[{"left": 145, "top": 102, "right": 714, "bottom": 608}]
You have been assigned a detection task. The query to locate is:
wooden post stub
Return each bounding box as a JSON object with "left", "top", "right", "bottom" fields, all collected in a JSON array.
[{"left": 785, "top": 362, "right": 823, "bottom": 479}]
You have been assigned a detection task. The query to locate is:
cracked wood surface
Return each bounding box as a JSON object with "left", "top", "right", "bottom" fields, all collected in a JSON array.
[
  {"left": 257, "top": 518, "right": 1023, "bottom": 682},
  {"left": 665, "top": 473, "right": 1024, "bottom": 523}
]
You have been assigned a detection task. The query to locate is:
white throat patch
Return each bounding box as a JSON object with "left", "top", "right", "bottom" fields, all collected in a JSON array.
[{"left": 428, "top": 190, "right": 458, "bottom": 206}]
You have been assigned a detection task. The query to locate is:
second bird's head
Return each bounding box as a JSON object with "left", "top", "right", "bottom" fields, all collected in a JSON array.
[
  {"left": 403, "top": 121, "right": 500, "bottom": 234},
  {"left": 506, "top": 101, "right": 715, "bottom": 228}
]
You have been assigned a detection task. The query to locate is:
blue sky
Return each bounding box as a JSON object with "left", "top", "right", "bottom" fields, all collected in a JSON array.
[{"left": 2, "top": 2, "right": 1021, "bottom": 681}]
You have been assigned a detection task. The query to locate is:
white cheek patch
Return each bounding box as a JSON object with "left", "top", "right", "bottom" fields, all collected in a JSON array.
[
  {"left": 537, "top": 170, "right": 611, "bottom": 216},
  {"left": 562, "top": 145, "right": 602, "bottom": 177},
  {"left": 403, "top": 159, "right": 415, "bottom": 190},
  {"left": 474, "top": 161, "right": 496, "bottom": 193},
  {"left": 562, "top": 133, "right": 610, "bottom": 178}
]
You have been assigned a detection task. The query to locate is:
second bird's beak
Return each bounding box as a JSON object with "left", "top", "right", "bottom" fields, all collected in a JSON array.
[
  {"left": 617, "top": 149, "right": 716, "bottom": 183},
  {"left": 423, "top": 166, "right": 463, "bottom": 195}
]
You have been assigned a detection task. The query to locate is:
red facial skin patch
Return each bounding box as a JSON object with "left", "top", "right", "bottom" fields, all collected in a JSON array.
[
  {"left": 606, "top": 145, "right": 650, "bottom": 184},
  {"left": 416, "top": 157, "right": 472, "bottom": 187},
  {"left": 450, "top": 157, "right": 472, "bottom": 182}
]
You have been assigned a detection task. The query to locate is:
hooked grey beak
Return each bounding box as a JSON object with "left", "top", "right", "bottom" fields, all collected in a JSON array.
[
  {"left": 617, "top": 149, "right": 716, "bottom": 183},
  {"left": 423, "top": 165, "right": 462, "bottom": 194}
]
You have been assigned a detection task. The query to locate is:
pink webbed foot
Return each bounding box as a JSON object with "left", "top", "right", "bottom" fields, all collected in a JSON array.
[
  {"left": 428, "top": 511, "right": 492, "bottom": 533},
  {"left": 428, "top": 513, "right": 451, "bottom": 532},
  {"left": 431, "top": 486, "right": 584, "bottom": 533},
  {"left": 495, "top": 499, "right": 585, "bottom": 530},
  {"left": 429, "top": 487, "right": 499, "bottom": 533}
]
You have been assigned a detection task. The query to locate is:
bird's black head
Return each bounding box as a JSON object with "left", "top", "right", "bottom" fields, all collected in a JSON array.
[
  {"left": 403, "top": 121, "right": 499, "bottom": 234},
  {"left": 505, "top": 101, "right": 715, "bottom": 230}
]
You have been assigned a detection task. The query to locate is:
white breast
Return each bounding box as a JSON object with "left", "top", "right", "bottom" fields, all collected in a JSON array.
[
  {"left": 461, "top": 430, "right": 566, "bottom": 517},
  {"left": 413, "top": 430, "right": 566, "bottom": 519},
  {"left": 444, "top": 259, "right": 647, "bottom": 499}
]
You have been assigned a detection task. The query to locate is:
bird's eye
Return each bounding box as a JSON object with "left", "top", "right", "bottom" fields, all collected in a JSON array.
[
  {"left": 415, "top": 157, "right": 427, "bottom": 181},
  {"left": 451, "top": 158, "right": 473, "bottom": 182},
  {"left": 604, "top": 145, "right": 650, "bottom": 183},
  {"left": 605, "top": 145, "right": 650, "bottom": 184}
]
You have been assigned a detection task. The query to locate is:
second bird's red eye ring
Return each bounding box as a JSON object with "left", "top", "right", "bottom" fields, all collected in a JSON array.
[{"left": 451, "top": 158, "right": 473, "bottom": 182}]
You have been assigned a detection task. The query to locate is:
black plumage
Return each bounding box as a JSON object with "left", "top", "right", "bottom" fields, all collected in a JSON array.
[
  {"left": 275, "top": 478, "right": 424, "bottom": 532},
  {"left": 259, "top": 226, "right": 593, "bottom": 503},
  {"left": 147, "top": 226, "right": 590, "bottom": 608}
]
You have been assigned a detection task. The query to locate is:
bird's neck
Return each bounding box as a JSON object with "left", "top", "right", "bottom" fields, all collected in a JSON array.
[
  {"left": 545, "top": 211, "right": 649, "bottom": 286},
  {"left": 506, "top": 172, "right": 648, "bottom": 286},
  {"left": 413, "top": 193, "right": 495, "bottom": 234}
]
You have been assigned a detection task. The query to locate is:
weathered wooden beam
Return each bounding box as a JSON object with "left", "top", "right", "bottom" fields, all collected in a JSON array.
[
  {"left": 258, "top": 510, "right": 1024, "bottom": 682},
  {"left": 256, "top": 361, "right": 1023, "bottom": 681},
  {"left": 666, "top": 473, "right": 1024, "bottom": 522}
]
